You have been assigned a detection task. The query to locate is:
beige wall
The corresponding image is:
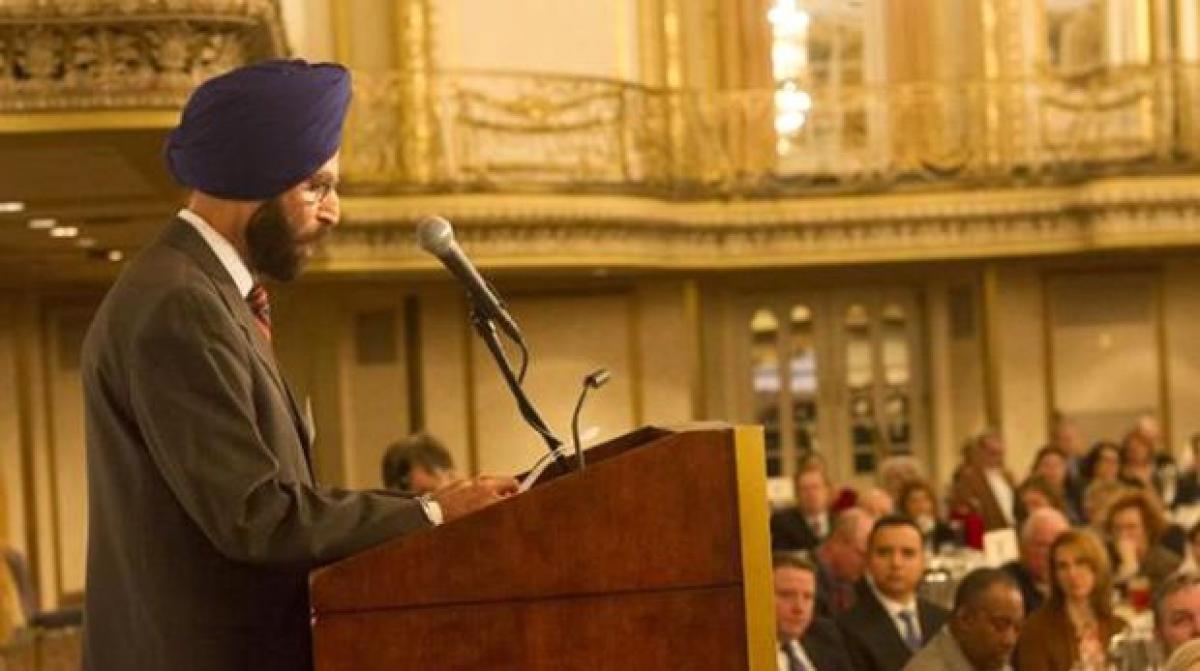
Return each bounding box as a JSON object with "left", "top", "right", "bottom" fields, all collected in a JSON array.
[
  {"left": 1164, "top": 258, "right": 1200, "bottom": 456},
  {"left": 985, "top": 263, "right": 1049, "bottom": 476},
  {"left": 435, "top": 0, "right": 641, "bottom": 79},
  {"left": 1046, "top": 271, "right": 1161, "bottom": 445}
]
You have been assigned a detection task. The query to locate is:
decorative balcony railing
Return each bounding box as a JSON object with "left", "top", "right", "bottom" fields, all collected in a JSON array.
[
  {"left": 343, "top": 64, "right": 1200, "bottom": 198},
  {"left": 0, "top": 0, "right": 287, "bottom": 113}
]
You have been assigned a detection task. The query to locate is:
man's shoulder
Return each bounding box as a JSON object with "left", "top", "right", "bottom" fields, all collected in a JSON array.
[{"left": 903, "top": 629, "right": 970, "bottom": 671}]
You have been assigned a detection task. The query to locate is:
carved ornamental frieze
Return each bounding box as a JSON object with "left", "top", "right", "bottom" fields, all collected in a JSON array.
[{"left": 0, "top": 0, "right": 286, "bottom": 112}]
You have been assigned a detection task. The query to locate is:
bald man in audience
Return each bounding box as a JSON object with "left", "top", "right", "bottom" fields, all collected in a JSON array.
[
  {"left": 1001, "top": 507, "right": 1069, "bottom": 614},
  {"left": 1157, "top": 572, "right": 1200, "bottom": 658},
  {"left": 773, "top": 554, "right": 853, "bottom": 671},
  {"left": 814, "top": 508, "right": 876, "bottom": 617},
  {"left": 837, "top": 515, "right": 949, "bottom": 671},
  {"left": 904, "top": 568, "right": 1023, "bottom": 671}
]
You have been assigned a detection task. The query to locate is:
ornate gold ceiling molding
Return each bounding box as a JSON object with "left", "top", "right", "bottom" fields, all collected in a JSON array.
[
  {"left": 0, "top": 0, "right": 286, "bottom": 120},
  {"left": 319, "top": 176, "right": 1200, "bottom": 273}
]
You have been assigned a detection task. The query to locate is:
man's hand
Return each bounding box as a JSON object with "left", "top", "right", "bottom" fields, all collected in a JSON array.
[{"left": 431, "top": 475, "right": 519, "bottom": 523}]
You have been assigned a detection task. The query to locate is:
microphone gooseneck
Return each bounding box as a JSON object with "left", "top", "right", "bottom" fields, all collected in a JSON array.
[
  {"left": 415, "top": 215, "right": 564, "bottom": 467},
  {"left": 571, "top": 368, "right": 611, "bottom": 471}
]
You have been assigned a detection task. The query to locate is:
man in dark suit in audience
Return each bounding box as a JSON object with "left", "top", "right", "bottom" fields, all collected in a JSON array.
[
  {"left": 814, "top": 507, "right": 876, "bottom": 617},
  {"left": 773, "top": 553, "right": 853, "bottom": 671},
  {"left": 836, "top": 514, "right": 949, "bottom": 671},
  {"left": 772, "top": 465, "right": 834, "bottom": 552}
]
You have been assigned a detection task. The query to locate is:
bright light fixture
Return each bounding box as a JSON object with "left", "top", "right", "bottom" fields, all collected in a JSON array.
[
  {"left": 76, "top": 236, "right": 97, "bottom": 248},
  {"left": 106, "top": 249, "right": 124, "bottom": 262},
  {"left": 0, "top": 202, "right": 26, "bottom": 214},
  {"left": 28, "top": 218, "right": 57, "bottom": 230},
  {"left": 49, "top": 226, "right": 80, "bottom": 239}
]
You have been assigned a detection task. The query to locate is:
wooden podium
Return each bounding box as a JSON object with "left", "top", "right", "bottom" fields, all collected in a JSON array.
[{"left": 309, "top": 424, "right": 775, "bottom": 670}]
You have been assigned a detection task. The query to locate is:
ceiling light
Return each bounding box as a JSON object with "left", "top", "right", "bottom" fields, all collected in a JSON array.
[
  {"left": 106, "top": 249, "right": 124, "bottom": 262},
  {"left": 28, "top": 218, "right": 56, "bottom": 230},
  {"left": 75, "top": 236, "right": 97, "bottom": 248},
  {"left": 49, "top": 226, "right": 79, "bottom": 238},
  {"left": 0, "top": 202, "right": 25, "bottom": 214}
]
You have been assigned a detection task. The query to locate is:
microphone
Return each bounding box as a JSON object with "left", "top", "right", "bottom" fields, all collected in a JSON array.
[
  {"left": 571, "top": 367, "right": 611, "bottom": 471},
  {"left": 416, "top": 216, "right": 523, "bottom": 344}
]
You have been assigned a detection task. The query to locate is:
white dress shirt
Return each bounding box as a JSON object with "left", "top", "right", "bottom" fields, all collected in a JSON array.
[
  {"left": 177, "top": 208, "right": 254, "bottom": 299},
  {"left": 776, "top": 638, "right": 816, "bottom": 671},
  {"left": 984, "top": 468, "right": 1015, "bottom": 525},
  {"left": 868, "top": 577, "right": 922, "bottom": 642}
]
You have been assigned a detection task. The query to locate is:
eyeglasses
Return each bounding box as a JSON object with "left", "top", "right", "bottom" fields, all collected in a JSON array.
[{"left": 300, "top": 179, "right": 337, "bottom": 207}]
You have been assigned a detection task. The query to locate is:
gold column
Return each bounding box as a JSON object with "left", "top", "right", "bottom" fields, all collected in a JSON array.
[
  {"left": 394, "top": 0, "right": 436, "bottom": 185},
  {"left": 1177, "top": 0, "right": 1200, "bottom": 155}
]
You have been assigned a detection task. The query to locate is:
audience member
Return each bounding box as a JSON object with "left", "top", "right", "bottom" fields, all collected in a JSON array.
[
  {"left": 903, "top": 568, "right": 1023, "bottom": 671},
  {"left": 1174, "top": 433, "right": 1200, "bottom": 507},
  {"left": 1164, "top": 637, "right": 1200, "bottom": 671},
  {"left": 1002, "top": 508, "right": 1070, "bottom": 615},
  {"left": 1015, "top": 475, "right": 1068, "bottom": 526},
  {"left": 859, "top": 487, "right": 896, "bottom": 518},
  {"left": 771, "top": 464, "right": 834, "bottom": 553},
  {"left": 1105, "top": 489, "right": 1182, "bottom": 592},
  {"left": 1082, "top": 479, "right": 1126, "bottom": 528},
  {"left": 381, "top": 432, "right": 454, "bottom": 495},
  {"left": 1014, "top": 530, "right": 1126, "bottom": 671},
  {"left": 772, "top": 554, "right": 853, "bottom": 671},
  {"left": 1120, "top": 418, "right": 1177, "bottom": 505},
  {"left": 1156, "top": 572, "right": 1200, "bottom": 658},
  {"left": 1083, "top": 439, "right": 1122, "bottom": 482},
  {"left": 950, "top": 431, "right": 1016, "bottom": 531},
  {"left": 814, "top": 508, "right": 876, "bottom": 617},
  {"left": 837, "top": 515, "right": 949, "bottom": 671},
  {"left": 878, "top": 455, "right": 924, "bottom": 500},
  {"left": 897, "top": 479, "right": 956, "bottom": 551},
  {"left": 1178, "top": 521, "right": 1200, "bottom": 574},
  {"left": 1030, "top": 444, "right": 1083, "bottom": 522},
  {"left": 1048, "top": 414, "right": 1086, "bottom": 478}
]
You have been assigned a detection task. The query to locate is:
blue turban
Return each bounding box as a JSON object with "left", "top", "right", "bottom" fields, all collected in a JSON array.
[{"left": 165, "top": 59, "right": 351, "bottom": 201}]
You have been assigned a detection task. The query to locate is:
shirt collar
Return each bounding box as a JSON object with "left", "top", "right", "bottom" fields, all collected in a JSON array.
[
  {"left": 178, "top": 208, "right": 255, "bottom": 298},
  {"left": 867, "top": 576, "right": 918, "bottom": 615}
]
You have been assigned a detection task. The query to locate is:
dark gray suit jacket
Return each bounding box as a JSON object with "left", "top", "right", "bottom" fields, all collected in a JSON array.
[{"left": 81, "top": 219, "right": 432, "bottom": 670}]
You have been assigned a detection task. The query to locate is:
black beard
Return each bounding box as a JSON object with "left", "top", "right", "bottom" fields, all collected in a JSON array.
[{"left": 245, "top": 197, "right": 302, "bottom": 282}]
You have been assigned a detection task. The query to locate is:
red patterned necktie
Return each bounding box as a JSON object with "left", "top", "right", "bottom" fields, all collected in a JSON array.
[{"left": 246, "top": 283, "right": 272, "bottom": 342}]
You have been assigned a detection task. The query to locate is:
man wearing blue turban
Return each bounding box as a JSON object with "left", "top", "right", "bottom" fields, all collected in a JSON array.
[{"left": 80, "top": 60, "right": 516, "bottom": 670}]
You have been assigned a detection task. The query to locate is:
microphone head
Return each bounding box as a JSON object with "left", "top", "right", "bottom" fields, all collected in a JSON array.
[
  {"left": 416, "top": 215, "right": 455, "bottom": 255},
  {"left": 585, "top": 368, "right": 611, "bottom": 389}
]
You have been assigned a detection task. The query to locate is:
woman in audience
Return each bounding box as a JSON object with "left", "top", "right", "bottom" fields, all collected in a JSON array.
[
  {"left": 1015, "top": 530, "right": 1126, "bottom": 671},
  {"left": 1120, "top": 428, "right": 1176, "bottom": 503},
  {"left": 1082, "top": 441, "right": 1123, "bottom": 488},
  {"left": 1016, "top": 475, "right": 1069, "bottom": 527},
  {"left": 1030, "top": 445, "right": 1083, "bottom": 522},
  {"left": 1103, "top": 489, "right": 1181, "bottom": 592},
  {"left": 897, "top": 479, "right": 956, "bottom": 551}
]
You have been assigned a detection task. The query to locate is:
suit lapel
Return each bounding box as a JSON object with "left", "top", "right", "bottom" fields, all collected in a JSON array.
[
  {"left": 162, "top": 219, "right": 315, "bottom": 481},
  {"left": 857, "top": 581, "right": 912, "bottom": 659}
]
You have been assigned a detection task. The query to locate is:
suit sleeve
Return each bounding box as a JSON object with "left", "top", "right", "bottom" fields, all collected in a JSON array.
[
  {"left": 835, "top": 615, "right": 874, "bottom": 671},
  {"left": 126, "top": 285, "right": 432, "bottom": 569}
]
